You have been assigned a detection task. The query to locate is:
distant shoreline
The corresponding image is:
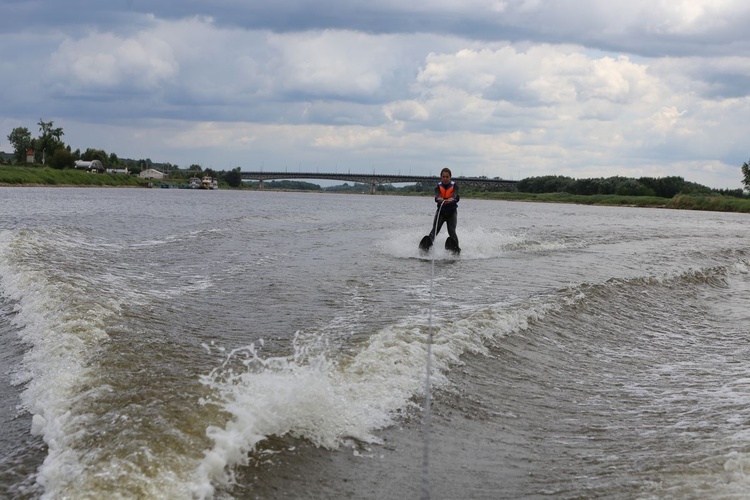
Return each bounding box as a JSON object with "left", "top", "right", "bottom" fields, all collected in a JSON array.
[
  {"left": 0, "top": 183, "right": 144, "bottom": 188},
  {"left": 1, "top": 176, "right": 748, "bottom": 214}
]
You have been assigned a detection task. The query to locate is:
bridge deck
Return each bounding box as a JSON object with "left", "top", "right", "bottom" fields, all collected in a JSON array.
[{"left": 239, "top": 171, "right": 517, "bottom": 190}]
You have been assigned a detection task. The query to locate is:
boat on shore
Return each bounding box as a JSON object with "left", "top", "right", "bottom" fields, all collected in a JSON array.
[
  {"left": 174, "top": 176, "right": 218, "bottom": 189},
  {"left": 201, "top": 176, "right": 219, "bottom": 189}
]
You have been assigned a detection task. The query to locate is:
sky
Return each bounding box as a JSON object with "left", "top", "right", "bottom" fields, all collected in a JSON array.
[{"left": 2, "top": 1, "right": 750, "bottom": 189}]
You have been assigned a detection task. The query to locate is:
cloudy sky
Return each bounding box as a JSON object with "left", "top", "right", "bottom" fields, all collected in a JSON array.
[{"left": 3, "top": 0, "right": 750, "bottom": 188}]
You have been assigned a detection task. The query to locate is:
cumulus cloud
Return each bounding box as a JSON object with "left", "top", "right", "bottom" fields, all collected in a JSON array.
[
  {"left": 267, "top": 30, "right": 397, "bottom": 100},
  {"left": 3, "top": 1, "right": 750, "bottom": 188},
  {"left": 49, "top": 30, "right": 178, "bottom": 93}
]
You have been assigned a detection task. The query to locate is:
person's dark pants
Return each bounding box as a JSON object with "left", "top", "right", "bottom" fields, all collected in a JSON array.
[{"left": 429, "top": 209, "right": 458, "bottom": 247}]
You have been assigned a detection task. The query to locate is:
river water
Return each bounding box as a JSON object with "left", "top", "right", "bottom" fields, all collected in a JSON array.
[{"left": 1, "top": 187, "right": 750, "bottom": 499}]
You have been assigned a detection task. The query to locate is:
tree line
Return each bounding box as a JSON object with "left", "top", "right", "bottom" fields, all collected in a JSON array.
[
  {"left": 517, "top": 175, "right": 744, "bottom": 198},
  {"left": 4, "top": 119, "right": 246, "bottom": 187},
  {"left": 5, "top": 120, "right": 748, "bottom": 195},
  {"left": 6, "top": 119, "right": 161, "bottom": 173}
]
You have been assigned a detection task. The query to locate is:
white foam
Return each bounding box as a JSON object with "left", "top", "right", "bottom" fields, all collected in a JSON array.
[
  {"left": 377, "top": 225, "right": 560, "bottom": 261},
  {"left": 190, "top": 292, "right": 563, "bottom": 497},
  {"left": 0, "top": 230, "right": 114, "bottom": 498}
]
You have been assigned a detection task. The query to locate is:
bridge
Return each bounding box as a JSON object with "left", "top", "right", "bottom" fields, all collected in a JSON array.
[{"left": 239, "top": 171, "right": 518, "bottom": 193}]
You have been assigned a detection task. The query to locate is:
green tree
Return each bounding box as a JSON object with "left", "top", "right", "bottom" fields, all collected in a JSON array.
[
  {"left": 35, "top": 119, "right": 65, "bottom": 164},
  {"left": 742, "top": 159, "right": 750, "bottom": 191},
  {"left": 518, "top": 175, "right": 575, "bottom": 193},
  {"left": 571, "top": 177, "right": 597, "bottom": 195},
  {"left": 82, "top": 148, "right": 109, "bottom": 167},
  {"left": 37, "top": 119, "right": 64, "bottom": 141},
  {"left": 639, "top": 176, "right": 685, "bottom": 198},
  {"left": 414, "top": 181, "right": 434, "bottom": 193},
  {"left": 7, "top": 127, "right": 32, "bottom": 162},
  {"left": 615, "top": 178, "right": 649, "bottom": 196},
  {"left": 49, "top": 147, "right": 75, "bottom": 170},
  {"left": 224, "top": 167, "right": 243, "bottom": 188}
]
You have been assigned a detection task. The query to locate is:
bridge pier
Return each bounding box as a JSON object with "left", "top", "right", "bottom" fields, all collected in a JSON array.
[
  {"left": 370, "top": 183, "right": 377, "bottom": 194},
  {"left": 258, "top": 179, "right": 264, "bottom": 189}
]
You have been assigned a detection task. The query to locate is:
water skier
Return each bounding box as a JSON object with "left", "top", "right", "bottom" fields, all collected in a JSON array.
[{"left": 419, "top": 167, "right": 460, "bottom": 254}]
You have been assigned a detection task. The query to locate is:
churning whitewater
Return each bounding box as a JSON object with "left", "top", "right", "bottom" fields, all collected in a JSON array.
[{"left": 1, "top": 187, "right": 750, "bottom": 499}]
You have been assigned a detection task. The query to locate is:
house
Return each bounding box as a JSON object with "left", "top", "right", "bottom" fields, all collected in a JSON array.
[
  {"left": 139, "top": 168, "right": 164, "bottom": 180},
  {"left": 26, "top": 149, "right": 35, "bottom": 163}
]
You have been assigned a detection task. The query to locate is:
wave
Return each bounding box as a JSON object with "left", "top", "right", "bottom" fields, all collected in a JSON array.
[
  {"left": 5, "top": 222, "right": 749, "bottom": 498},
  {"left": 0, "top": 229, "right": 119, "bottom": 497},
  {"left": 0, "top": 228, "right": 207, "bottom": 499},
  {"left": 190, "top": 292, "right": 569, "bottom": 495},
  {"left": 190, "top": 256, "right": 750, "bottom": 497}
]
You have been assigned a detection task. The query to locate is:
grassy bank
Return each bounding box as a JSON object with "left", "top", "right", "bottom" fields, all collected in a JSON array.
[
  {"left": 667, "top": 193, "right": 750, "bottom": 213},
  {"left": 0, "top": 165, "right": 148, "bottom": 187},
  {"left": 471, "top": 191, "right": 671, "bottom": 207},
  {"left": 476, "top": 191, "right": 750, "bottom": 213}
]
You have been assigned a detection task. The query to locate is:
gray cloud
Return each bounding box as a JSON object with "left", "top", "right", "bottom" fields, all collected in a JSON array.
[{"left": 2, "top": 1, "right": 750, "bottom": 188}]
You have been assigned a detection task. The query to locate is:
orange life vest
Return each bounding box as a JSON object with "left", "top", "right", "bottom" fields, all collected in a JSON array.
[{"left": 439, "top": 183, "right": 454, "bottom": 199}]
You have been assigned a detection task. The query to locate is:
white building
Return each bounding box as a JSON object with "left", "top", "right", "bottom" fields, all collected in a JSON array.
[{"left": 139, "top": 168, "right": 164, "bottom": 180}]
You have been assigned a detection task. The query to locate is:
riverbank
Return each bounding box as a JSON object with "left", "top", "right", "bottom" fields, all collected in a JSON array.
[
  {"left": 2, "top": 164, "right": 749, "bottom": 213},
  {"left": 0, "top": 165, "right": 148, "bottom": 187},
  {"left": 472, "top": 191, "right": 750, "bottom": 213}
]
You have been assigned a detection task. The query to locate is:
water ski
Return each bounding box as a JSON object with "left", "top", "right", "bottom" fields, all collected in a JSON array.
[
  {"left": 419, "top": 235, "right": 433, "bottom": 252},
  {"left": 445, "top": 236, "right": 461, "bottom": 254}
]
